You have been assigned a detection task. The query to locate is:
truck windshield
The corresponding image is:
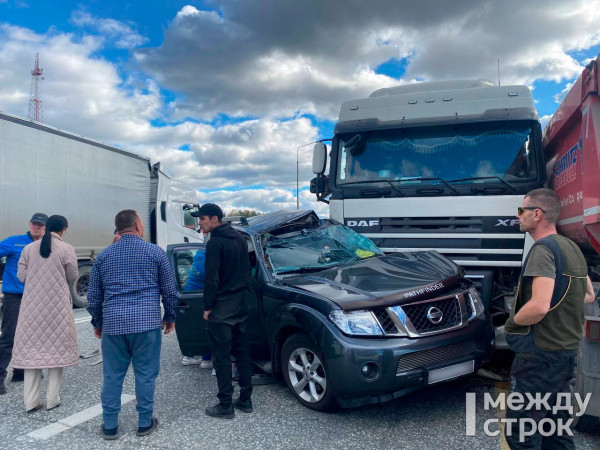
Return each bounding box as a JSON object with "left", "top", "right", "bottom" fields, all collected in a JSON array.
[
  {"left": 265, "top": 224, "right": 383, "bottom": 274},
  {"left": 336, "top": 121, "right": 536, "bottom": 187}
]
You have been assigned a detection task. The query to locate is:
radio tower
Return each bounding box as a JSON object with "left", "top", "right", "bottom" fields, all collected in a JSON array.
[{"left": 28, "top": 52, "right": 44, "bottom": 122}]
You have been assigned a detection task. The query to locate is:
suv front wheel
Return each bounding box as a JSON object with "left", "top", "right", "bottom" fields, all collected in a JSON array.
[{"left": 281, "top": 333, "right": 337, "bottom": 412}]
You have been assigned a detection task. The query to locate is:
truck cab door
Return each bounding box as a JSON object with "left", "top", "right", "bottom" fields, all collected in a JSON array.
[{"left": 167, "top": 243, "right": 211, "bottom": 358}]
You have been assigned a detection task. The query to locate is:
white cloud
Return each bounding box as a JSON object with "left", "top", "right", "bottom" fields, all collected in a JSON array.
[
  {"left": 553, "top": 81, "right": 575, "bottom": 104},
  {"left": 540, "top": 114, "right": 553, "bottom": 130},
  {"left": 2, "top": 1, "right": 600, "bottom": 216},
  {"left": 196, "top": 188, "right": 329, "bottom": 218},
  {"left": 135, "top": 0, "right": 600, "bottom": 120},
  {"left": 71, "top": 10, "right": 148, "bottom": 49}
]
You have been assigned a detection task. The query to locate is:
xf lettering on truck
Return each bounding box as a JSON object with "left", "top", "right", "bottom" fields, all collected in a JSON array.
[
  {"left": 346, "top": 220, "right": 380, "bottom": 227},
  {"left": 495, "top": 219, "right": 520, "bottom": 227}
]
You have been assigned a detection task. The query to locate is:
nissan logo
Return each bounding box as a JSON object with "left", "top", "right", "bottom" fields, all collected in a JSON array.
[{"left": 426, "top": 307, "right": 444, "bottom": 325}]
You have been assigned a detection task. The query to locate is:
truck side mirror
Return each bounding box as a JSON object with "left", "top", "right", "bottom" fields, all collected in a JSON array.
[{"left": 312, "top": 143, "right": 327, "bottom": 175}]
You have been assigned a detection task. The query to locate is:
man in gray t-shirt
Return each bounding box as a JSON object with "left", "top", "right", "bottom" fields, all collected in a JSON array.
[{"left": 503, "top": 189, "right": 594, "bottom": 450}]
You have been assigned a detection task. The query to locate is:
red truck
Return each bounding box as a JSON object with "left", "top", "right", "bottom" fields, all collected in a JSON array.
[{"left": 544, "top": 53, "right": 600, "bottom": 432}]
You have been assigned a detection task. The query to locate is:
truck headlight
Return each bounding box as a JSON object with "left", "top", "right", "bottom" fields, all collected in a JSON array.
[
  {"left": 329, "top": 310, "right": 383, "bottom": 336},
  {"left": 467, "top": 287, "right": 485, "bottom": 319}
]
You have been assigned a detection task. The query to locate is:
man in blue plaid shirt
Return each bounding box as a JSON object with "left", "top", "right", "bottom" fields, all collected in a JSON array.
[{"left": 87, "top": 209, "right": 176, "bottom": 440}]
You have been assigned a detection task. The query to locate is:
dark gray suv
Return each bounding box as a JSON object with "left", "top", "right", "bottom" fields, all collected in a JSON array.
[{"left": 168, "top": 210, "right": 494, "bottom": 411}]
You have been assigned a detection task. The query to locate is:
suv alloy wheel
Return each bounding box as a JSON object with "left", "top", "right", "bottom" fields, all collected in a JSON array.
[{"left": 281, "top": 334, "right": 337, "bottom": 412}]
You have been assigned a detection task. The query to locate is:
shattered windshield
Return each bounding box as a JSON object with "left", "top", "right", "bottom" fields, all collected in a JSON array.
[
  {"left": 336, "top": 121, "right": 536, "bottom": 186},
  {"left": 265, "top": 223, "right": 383, "bottom": 274}
]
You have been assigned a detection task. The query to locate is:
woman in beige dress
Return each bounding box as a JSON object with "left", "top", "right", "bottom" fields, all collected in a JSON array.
[{"left": 12, "top": 215, "right": 79, "bottom": 412}]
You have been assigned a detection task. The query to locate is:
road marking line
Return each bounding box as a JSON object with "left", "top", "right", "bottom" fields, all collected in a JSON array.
[
  {"left": 74, "top": 316, "right": 91, "bottom": 324},
  {"left": 494, "top": 380, "right": 511, "bottom": 450},
  {"left": 27, "top": 394, "right": 135, "bottom": 440}
]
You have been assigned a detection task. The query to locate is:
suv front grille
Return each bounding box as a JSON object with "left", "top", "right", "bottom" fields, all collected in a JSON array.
[
  {"left": 401, "top": 296, "right": 462, "bottom": 334},
  {"left": 396, "top": 340, "right": 478, "bottom": 373},
  {"left": 373, "top": 308, "right": 398, "bottom": 334}
]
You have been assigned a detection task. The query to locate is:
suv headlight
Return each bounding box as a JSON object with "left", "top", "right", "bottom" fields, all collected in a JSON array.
[
  {"left": 329, "top": 310, "right": 383, "bottom": 336},
  {"left": 467, "top": 287, "right": 485, "bottom": 319}
]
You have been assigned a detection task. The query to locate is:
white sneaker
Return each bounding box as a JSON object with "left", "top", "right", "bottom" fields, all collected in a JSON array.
[
  {"left": 200, "top": 360, "right": 213, "bottom": 369},
  {"left": 212, "top": 368, "right": 216, "bottom": 376},
  {"left": 182, "top": 356, "right": 204, "bottom": 366}
]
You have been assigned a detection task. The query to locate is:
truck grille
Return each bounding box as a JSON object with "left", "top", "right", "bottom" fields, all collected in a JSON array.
[
  {"left": 402, "top": 296, "right": 462, "bottom": 334},
  {"left": 396, "top": 340, "right": 478, "bottom": 374},
  {"left": 355, "top": 216, "right": 525, "bottom": 267}
]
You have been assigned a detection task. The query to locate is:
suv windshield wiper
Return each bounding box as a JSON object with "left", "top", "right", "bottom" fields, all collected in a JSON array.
[
  {"left": 446, "top": 176, "right": 517, "bottom": 193},
  {"left": 389, "top": 177, "right": 458, "bottom": 195},
  {"left": 276, "top": 266, "right": 329, "bottom": 275}
]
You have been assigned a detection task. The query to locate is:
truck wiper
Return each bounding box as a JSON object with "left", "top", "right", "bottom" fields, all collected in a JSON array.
[
  {"left": 384, "top": 180, "right": 404, "bottom": 196},
  {"left": 339, "top": 180, "right": 402, "bottom": 197},
  {"left": 389, "top": 177, "right": 458, "bottom": 195},
  {"left": 446, "top": 176, "right": 517, "bottom": 193}
]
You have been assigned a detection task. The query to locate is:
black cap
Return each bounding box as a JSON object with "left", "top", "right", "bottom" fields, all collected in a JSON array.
[
  {"left": 30, "top": 213, "right": 48, "bottom": 225},
  {"left": 191, "top": 203, "right": 223, "bottom": 220}
]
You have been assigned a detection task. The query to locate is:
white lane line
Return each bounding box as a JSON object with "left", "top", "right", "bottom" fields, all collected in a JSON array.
[
  {"left": 27, "top": 394, "right": 136, "bottom": 440},
  {"left": 74, "top": 316, "right": 91, "bottom": 324}
]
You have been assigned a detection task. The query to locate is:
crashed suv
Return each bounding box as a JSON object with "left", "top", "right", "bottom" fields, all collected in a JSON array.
[{"left": 168, "top": 210, "right": 494, "bottom": 411}]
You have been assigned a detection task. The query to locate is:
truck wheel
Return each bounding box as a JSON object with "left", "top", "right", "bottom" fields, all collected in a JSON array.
[
  {"left": 70, "top": 263, "right": 92, "bottom": 308},
  {"left": 573, "top": 413, "right": 600, "bottom": 434},
  {"left": 281, "top": 334, "right": 337, "bottom": 412}
]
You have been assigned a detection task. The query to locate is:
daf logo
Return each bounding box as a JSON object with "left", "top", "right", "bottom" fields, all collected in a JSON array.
[
  {"left": 426, "top": 307, "right": 444, "bottom": 325},
  {"left": 495, "top": 219, "right": 520, "bottom": 227},
  {"left": 346, "top": 220, "right": 379, "bottom": 227}
]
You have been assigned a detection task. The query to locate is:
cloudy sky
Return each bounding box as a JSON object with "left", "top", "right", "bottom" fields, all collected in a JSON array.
[{"left": 1, "top": 0, "right": 599, "bottom": 215}]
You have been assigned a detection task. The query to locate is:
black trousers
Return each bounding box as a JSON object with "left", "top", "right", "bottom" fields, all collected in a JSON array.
[
  {"left": 207, "top": 305, "right": 252, "bottom": 408},
  {"left": 505, "top": 353, "right": 576, "bottom": 450},
  {"left": 0, "top": 293, "right": 24, "bottom": 379}
]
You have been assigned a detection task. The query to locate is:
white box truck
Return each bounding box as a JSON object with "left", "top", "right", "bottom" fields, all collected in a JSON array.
[{"left": 0, "top": 111, "right": 202, "bottom": 307}]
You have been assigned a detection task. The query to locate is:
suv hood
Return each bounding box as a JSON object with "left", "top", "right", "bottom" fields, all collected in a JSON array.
[{"left": 283, "top": 251, "right": 464, "bottom": 311}]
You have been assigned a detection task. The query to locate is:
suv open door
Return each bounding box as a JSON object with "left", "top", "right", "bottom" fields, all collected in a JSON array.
[{"left": 167, "top": 243, "right": 212, "bottom": 358}]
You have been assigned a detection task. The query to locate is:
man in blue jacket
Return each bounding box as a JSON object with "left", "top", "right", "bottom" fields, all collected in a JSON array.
[{"left": 0, "top": 213, "right": 47, "bottom": 394}]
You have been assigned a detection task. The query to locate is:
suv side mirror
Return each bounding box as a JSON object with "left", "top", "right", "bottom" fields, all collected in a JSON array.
[{"left": 312, "top": 143, "right": 327, "bottom": 175}]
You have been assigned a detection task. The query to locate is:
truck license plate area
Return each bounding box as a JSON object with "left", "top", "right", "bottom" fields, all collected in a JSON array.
[{"left": 428, "top": 360, "right": 474, "bottom": 384}]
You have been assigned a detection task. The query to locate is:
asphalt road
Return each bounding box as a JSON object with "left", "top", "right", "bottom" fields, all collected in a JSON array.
[{"left": 0, "top": 308, "right": 598, "bottom": 450}]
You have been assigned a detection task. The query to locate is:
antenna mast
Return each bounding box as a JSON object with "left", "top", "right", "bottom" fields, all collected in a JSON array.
[
  {"left": 28, "top": 52, "right": 44, "bottom": 122},
  {"left": 497, "top": 59, "right": 501, "bottom": 86}
]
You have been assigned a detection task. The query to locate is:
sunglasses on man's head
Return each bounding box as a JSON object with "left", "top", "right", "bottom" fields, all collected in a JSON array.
[{"left": 517, "top": 206, "right": 545, "bottom": 216}]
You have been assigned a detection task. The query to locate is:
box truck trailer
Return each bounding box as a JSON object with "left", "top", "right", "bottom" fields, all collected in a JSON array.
[{"left": 0, "top": 111, "right": 202, "bottom": 307}]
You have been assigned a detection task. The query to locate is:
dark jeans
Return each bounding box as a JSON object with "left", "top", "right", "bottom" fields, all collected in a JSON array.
[
  {"left": 505, "top": 353, "right": 576, "bottom": 450},
  {"left": 0, "top": 293, "right": 24, "bottom": 379},
  {"left": 207, "top": 315, "right": 252, "bottom": 408},
  {"left": 101, "top": 329, "right": 161, "bottom": 429}
]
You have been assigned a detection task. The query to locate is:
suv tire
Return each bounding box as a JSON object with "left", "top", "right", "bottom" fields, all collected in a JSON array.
[{"left": 281, "top": 333, "right": 337, "bottom": 412}]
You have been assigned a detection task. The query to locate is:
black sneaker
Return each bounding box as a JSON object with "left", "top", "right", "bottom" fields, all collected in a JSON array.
[
  {"left": 0, "top": 377, "right": 6, "bottom": 395},
  {"left": 137, "top": 418, "right": 159, "bottom": 436},
  {"left": 205, "top": 403, "right": 234, "bottom": 419},
  {"left": 233, "top": 398, "right": 253, "bottom": 413},
  {"left": 101, "top": 424, "right": 119, "bottom": 440}
]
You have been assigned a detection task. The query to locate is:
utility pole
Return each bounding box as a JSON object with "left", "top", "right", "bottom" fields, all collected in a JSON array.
[{"left": 28, "top": 52, "right": 44, "bottom": 122}]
